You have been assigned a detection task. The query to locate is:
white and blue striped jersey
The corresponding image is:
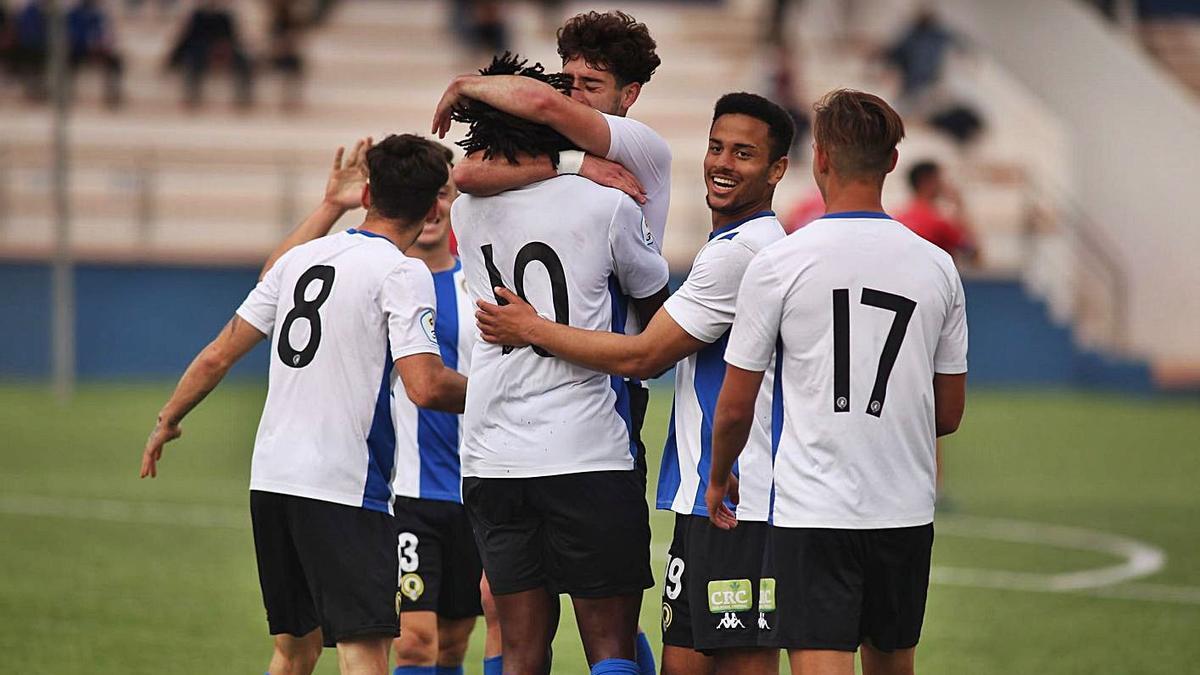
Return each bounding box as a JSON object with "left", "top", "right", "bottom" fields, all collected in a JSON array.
[
  {"left": 656, "top": 212, "right": 784, "bottom": 522},
  {"left": 236, "top": 229, "right": 441, "bottom": 514},
  {"left": 391, "top": 259, "right": 474, "bottom": 503}
]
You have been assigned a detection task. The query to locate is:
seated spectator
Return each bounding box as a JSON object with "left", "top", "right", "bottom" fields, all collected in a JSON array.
[
  {"left": 165, "top": 0, "right": 252, "bottom": 109},
  {"left": 893, "top": 160, "right": 981, "bottom": 265},
  {"left": 266, "top": 0, "right": 304, "bottom": 111},
  {"left": 12, "top": 0, "right": 47, "bottom": 101},
  {"left": 67, "top": 0, "right": 123, "bottom": 108}
]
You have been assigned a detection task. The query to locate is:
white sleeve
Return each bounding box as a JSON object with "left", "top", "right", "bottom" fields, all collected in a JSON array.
[
  {"left": 934, "top": 270, "right": 969, "bottom": 374},
  {"left": 603, "top": 113, "right": 672, "bottom": 248},
  {"left": 235, "top": 260, "right": 284, "bottom": 336},
  {"left": 662, "top": 242, "right": 754, "bottom": 344},
  {"left": 382, "top": 260, "right": 442, "bottom": 360},
  {"left": 609, "top": 195, "right": 669, "bottom": 299},
  {"left": 724, "top": 252, "right": 784, "bottom": 373}
]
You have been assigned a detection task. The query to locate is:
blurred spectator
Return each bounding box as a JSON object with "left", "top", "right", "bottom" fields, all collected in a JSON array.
[
  {"left": 309, "top": 0, "right": 339, "bottom": 25},
  {"left": 67, "top": 0, "right": 123, "bottom": 108},
  {"left": 124, "top": 0, "right": 178, "bottom": 15},
  {"left": 0, "top": 1, "right": 13, "bottom": 81},
  {"left": 165, "top": 0, "right": 253, "bottom": 109},
  {"left": 893, "top": 160, "right": 981, "bottom": 265},
  {"left": 12, "top": 0, "right": 47, "bottom": 101},
  {"left": 768, "top": 44, "right": 811, "bottom": 158},
  {"left": 266, "top": 0, "right": 304, "bottom": 111},
  {"left": 451, "top": 0, "right": 508, "bottom": 53},
  {"left": 883, "top": 8, "right": 984, "bottom": 146},
  {"left": 765, "top": 0, "right": 801, "bottom": 46}
]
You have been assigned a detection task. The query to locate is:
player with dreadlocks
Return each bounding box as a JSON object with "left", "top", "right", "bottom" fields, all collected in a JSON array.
[{"left": 451, "top": 53, "right": 670, "bottom": 675}]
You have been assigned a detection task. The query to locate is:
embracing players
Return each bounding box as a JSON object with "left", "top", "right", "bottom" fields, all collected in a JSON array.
[
  {"left": 141, "top": 135, "right": 467, "bottom": 675},
  {"left": 476, "top": 93, "right": 794, "bottom": 675},
  {"left": 707, "top": 89, "right": 968, "bottom": 675}
]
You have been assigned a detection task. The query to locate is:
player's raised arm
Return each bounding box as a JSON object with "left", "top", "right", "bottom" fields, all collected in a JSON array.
[
  {"left": 141, "top": 315, "right": 266, "bottom": 478},
  {"left": 258, "top": 137, "right": 373, "bottom": 279},
  {"left": 452, "top": 150, "right": 645, "bottom": 204}
]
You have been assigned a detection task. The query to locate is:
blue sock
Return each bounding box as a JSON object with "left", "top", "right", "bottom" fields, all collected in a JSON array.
[
  {"left": 393, "top": 667, "right": 437, "bottom": 675},
  {"left": 635, "top": 630, "right": 657, "bottom": 675},
  {"left": 435, "top": 667, "right": 464, "bottom": 675},
  {"left": 483, "top": 655, "right": 503, "bottom": 675},
  {"left": 591, "top": 658, "right": 640, "bottom": 675}
]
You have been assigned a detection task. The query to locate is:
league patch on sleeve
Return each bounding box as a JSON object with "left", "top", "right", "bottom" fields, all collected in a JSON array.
[
  {"left": 641, "top": 216, "right": 655, "bottom": 248},
  {"left": 419, "top": 309, "right": 438, "bottom": 344}
]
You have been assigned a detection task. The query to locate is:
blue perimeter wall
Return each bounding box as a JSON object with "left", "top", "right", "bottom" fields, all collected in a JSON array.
[{"left": 0, "top": 262, "right": 1152, "bottom": 389}]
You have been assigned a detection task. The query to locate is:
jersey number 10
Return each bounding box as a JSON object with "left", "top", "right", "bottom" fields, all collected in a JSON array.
[
  {"left": 832, "top": 288, "right": 916, "bottom": 417},
  {"left": 481, "top": 243, "right": 570, "bottom": 358}
]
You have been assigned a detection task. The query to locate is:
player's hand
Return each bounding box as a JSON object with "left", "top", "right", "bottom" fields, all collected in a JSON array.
[
  {"left": 706, "top": 473, "right": 739, "bottom": 530},
  {"left": 432, "top": 76, "right": 467, "bottom": 139},
  {"left": 476, "top": 287, "right": 537, "bottom": 348},
  {"left": 140, "top": 416, "right": 182, "bottom": 478},
  {"left": 323, "top": 137, "right": 372, "bottom": 210},
  {"left": 579, "top": 155, "right": 646, "bottom": 204}
]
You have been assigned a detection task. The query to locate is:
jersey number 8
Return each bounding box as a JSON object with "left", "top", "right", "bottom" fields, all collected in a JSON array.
[{"left": 278, "top": 265, "right": 336, "bottom": 369}]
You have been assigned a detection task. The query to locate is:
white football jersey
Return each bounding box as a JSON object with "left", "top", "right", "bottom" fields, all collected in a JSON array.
[
  {"left": 725, "top": 212, "right": 968, "bottom": 529},
  {"left": 603, "top": 113, "right": 672, "bottom": 251},
  {"left": 453, "top": 176, "right": 670, "bottom": 478},
  {"left": 656, "top": 212, "right": 784, "bottom": 522},
  {"left": 391, "top": 259, "right": 474, "bottom": 503},
  {"left": 236, "top": 229, "right": 441, "bottom": 514}
]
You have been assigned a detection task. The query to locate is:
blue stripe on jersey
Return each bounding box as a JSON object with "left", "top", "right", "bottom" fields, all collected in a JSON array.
[
  {"left": 768, "top": 337, "right": 784, "bottom": 525},
  {"left": 656, "top": 401, "right": 682, "bottom": 510},
  {"left": 415, "top": 260, "right": 465, "bottom": 503},
  {"left": 689, "top": 331, "right": 731, "bottom": 517},
  {"left": 821, "top": 210, "right": 891, "bottom": 220},
  {"left": 363, "top": 349, "right": 397, "bottom": 513},
  {"left": 708, "top": 210, "right": 776, "bottom": 241},
  {"left": 608, "top": 276, "right": 637, "bottom": 460}
]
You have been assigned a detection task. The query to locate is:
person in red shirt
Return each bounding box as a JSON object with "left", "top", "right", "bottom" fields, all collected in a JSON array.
[{"left": 894, "top": 160, "right": 981, "bottom": 265}]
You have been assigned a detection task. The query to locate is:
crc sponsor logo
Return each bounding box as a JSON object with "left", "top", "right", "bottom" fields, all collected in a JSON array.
[
  {"left": 759, "top": 577, "right": 776, "bottom": 612},
  {"left": 707, "top": 578, "right": 753, "bottom": 613},
  {"left": 716, "top": 612, "right": 746, "bottom": 630}
]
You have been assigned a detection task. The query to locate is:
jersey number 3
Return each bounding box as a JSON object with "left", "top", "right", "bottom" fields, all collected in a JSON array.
[
  {"left": 278, "top": 265, "right": 336, "bottom": 368},
  {"left": 481, "top": 243, "right": 569, "bottom": 358},
  {"left": 832, "top": 288, "right": 916, "bottom": 417}
]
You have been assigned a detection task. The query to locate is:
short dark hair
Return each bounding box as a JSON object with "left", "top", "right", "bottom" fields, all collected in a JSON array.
[
  {"left": 908, "top": 160, "right": 939, "bottom": 191},
  {"left": 453, "top": 53, "right": 577, "bottom": 167},
  {"left": 557, "top": 11, "right": 661, "bottom": 87},
  {"left": 712, "top": 92, "right": 797, "bottom": 163},
  {"left": 366, "top": 134, "right": 449, "bottom": 223},
  {"left": 435, "top": 142, "right": 454, "bottom": 167},
  {"left": 812, "top": 89, "right": 906, "bottom": 179}
]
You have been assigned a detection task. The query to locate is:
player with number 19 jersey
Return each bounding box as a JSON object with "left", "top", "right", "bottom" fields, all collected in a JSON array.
[{"left": 237, "top": 228, "right": 441, "bottom": 514}]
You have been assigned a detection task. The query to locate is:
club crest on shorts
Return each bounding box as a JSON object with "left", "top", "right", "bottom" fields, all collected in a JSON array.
[
  {"left": 661, "top": 602, "right": 673, "bottom": 631},
  {"left": 707, "top": 578, "right": 753, "bottom": 613},
  {"left": 419, "top": 309, "right": 437, "bottom": 344},
  {"left": 400, "top": 573, "right": 425, "bottom": 602}
]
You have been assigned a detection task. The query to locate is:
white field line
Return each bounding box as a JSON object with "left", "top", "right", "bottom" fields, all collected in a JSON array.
[{"left": 2, "top": 495, "right": 1197, "bottom": 605}]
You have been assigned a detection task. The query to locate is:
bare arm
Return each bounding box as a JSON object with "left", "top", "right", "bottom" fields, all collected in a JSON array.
[
  {"left": 454, "top": 150, "right": 646, "bottom": 203},
  {"left": 475, "top": 285, "right": 695, "bottom": 380},
  {"left": 706, "top": 364, "right": 765, "bottom": 530},
  {"left": 260, "top": 138, "right": 372, "bottom": 278},
  {"left": 394, "top": 353, "right": 468, "bottom": 414},
  {"left": 934, "top": 372, "right": 967, "bottom": 436},
  {"left": 140, "top": 316, "right": 267, "bottom": 477},
  {"left": 433, "top": 75, "right": 613, "bottom": 156}
]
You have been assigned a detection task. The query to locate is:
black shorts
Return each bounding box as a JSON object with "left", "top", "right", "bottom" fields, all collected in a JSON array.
[
  {"left": 250, "top": 491, "right": 399, "bottom": 648},
  {"left": 393, "top": 496, "right": 483, "bottom": 619},
  {"left": 762, "top": 523, "right": 934, "bottom": 652},
  {"left": 462, "top": 471, "right": 653, "bottom": 598},
  {"left": 625, "top": 380, "right": 650, "bottom": 484},
  {"left": 661, "top": 514, "right": 770, "bottom": 651}
]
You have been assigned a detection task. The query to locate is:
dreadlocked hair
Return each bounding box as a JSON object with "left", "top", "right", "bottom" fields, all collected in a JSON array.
[{"left": 453, "top": 53, "right": 578, "bottom": 167}]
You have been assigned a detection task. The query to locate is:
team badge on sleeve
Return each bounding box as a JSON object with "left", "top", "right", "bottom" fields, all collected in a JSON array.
[
  {"left": 419, "top": 309, "right": 438, "bottom": 344},
  {"left": 640, "top": 216, "right": 655, "bottom": 248}
]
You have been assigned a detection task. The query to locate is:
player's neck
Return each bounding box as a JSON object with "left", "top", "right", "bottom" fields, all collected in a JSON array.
[
  {"left": 408, "top": 243, "right": 456, "bottom": 273},
  {"left": 711, "top": 197, "right": 774, "bottom": 232},
  {"left": 822, "top": 181, "right": 886, "bottom": 216}
]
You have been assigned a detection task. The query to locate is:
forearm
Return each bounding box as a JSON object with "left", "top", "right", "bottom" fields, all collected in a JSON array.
[
  {"left": 261, "top": 200, "right": 347, "bottom": 278},
  {"left": 158, "top": 346, "right": 233, "bottom": 426},
  {"left": 453, "top": 153, "right": 555, "bottom": 197},
  {"left": 428, "top": 370, "right": 468, "bottom": 414},
  {"left": 527, "top": 319, "right": 659, "bottom": 379},
  {"left": 709, "top": 414, "right": 753, "bottom": 484},
  {"left": 457, "top": 75, "right": 559, "bottom": 125}
]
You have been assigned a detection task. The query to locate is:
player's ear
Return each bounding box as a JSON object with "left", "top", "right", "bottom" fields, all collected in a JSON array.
[
  {"left": 361, "top": 184, "right": 371, "bottom": 210},
  {"left": 619, "top": 81, "right": 641, "bottom": 113},
  {"left": 421, "top": 200, "right": 438, "bottom": 224},
  {"left": 768, "top": 155, "right": 789, "bottom": 186},
  {"left": 813, "top": 143, "right": 829, "bottom": 175},
  {"left": 886, "top": 148, "right": 899, "bottom": 174}
]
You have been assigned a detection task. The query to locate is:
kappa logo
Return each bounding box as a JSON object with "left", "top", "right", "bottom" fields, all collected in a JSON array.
[
  {"left": 758, "top": 612, "right": 771, "bottom": 631},
  {"left": 707, "top": 579, "right": 753, "bottom": 613},
  {"left": 399, "top": 573, "right": 425, "bottom": 602},
  {"left": 716, "top": 612, "right": 745, "bottom": 630}
]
